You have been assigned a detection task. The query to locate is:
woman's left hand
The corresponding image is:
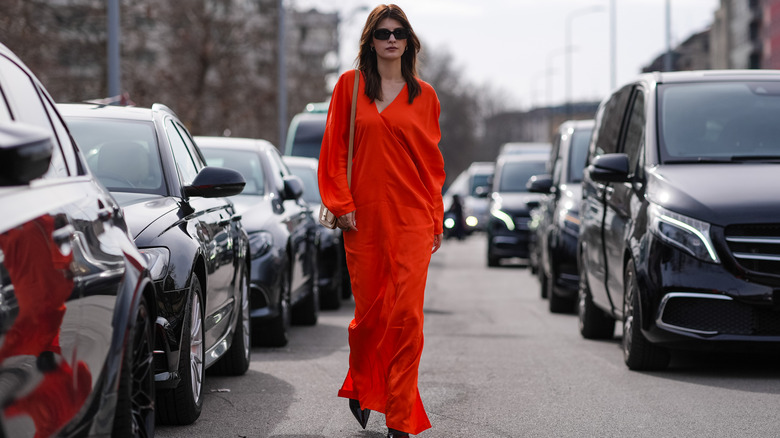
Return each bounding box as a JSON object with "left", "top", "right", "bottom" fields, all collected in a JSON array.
[{"left": 432, "top": 233, "right": 443, "bottom": 254}]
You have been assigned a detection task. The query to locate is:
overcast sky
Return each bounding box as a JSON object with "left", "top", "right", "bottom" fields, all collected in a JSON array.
[{"left": 291, "top": 0, "right": 720, "bottom": 110}]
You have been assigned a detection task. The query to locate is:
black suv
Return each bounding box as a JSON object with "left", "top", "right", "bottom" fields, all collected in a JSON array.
[
  {"left": 578, "top": 70, "right": 780, "bottom": 370},
  {"left": 529, "top": 119, "right": 594, "bottom": 313}
]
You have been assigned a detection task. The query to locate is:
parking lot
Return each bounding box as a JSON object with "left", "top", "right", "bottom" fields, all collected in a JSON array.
[{"left": 157, "top": 234, "right": 780, "bottom": 438}]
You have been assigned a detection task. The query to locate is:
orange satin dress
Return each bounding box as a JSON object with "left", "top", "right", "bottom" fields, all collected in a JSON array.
[{"left": 318, "top": 69, "right": 445, "bottom": 435}]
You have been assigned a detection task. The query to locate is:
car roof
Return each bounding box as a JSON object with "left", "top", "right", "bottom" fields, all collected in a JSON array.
[
  {"left": 639, "top": 69, "right": 780, "bottom": 86},
  {"left": 558, "top": 119, "right": 595, "bottom": 130},
  {"left": 194, "top": 136, "right": 277, "bottom": 152},
  {"left": 282, "top": 155, "right": 318, "bottom": 169},
  {"left": 496, "top": 153, "right": 549, "bottom": 165},
  {"left": 57, "top": 102, "right": 170, "bottom": 122}
]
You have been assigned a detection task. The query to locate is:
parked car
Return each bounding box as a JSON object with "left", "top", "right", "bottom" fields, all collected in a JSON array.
[
  {"left": 283, "top": 155, "right": 351, "bottom": 309},
  {"left": 443, "top": 161, "right": 494, "bottom": 235},
  {"left": 529, "top": 119, "right": 594, "bottom": 313},
  {"left": 486, "top": 154, "right": 547, "bottom": 266},
  {"left": 284, "top": 102, "right": 328, "bottom": 159},
  {"left": 498, "top": 141, "right": 552, "bottom": 157},
  {"left": 0, "top": 43, "right": 155, "bottom": 437},
  {"left": 60, "top": 103, "right": 251, "bottom": 425},
  {"left": 578, "top": 70, "right": 780, "bottom": 371},
  {"left": 196, "top": 136, "right": 320, "bottom": 347}
]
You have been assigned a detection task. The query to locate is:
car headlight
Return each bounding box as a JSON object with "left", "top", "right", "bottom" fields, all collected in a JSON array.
[
  {"left": 248, "top": 231, "right": 273, "bottom": 259},
  {"left": 490, "top": 207, "right": 515, "bottom": 231},
  {"left": 138, "top": 247, "right": 170, "bottom": 280},
  {"left": 649, "top": 204, "right": 719, "bottom": 263}
]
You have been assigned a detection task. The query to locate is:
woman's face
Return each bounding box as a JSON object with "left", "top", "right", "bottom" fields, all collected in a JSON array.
[{"left": 371, "top": 17, "right": 407, "bottom": 63}]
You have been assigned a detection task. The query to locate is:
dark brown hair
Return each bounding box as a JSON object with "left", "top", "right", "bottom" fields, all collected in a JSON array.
[{"left": 356, "top": 4, "right": 421, "bottom": 104}]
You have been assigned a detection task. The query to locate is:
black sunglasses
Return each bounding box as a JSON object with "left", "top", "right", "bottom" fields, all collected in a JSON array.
[{"left": 373, "top": 28, "right": 410, "bottom": 40}]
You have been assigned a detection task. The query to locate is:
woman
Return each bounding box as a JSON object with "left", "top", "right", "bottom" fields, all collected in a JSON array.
[{"left": 318, "top": 4, "right": 445, "bottom": 437}]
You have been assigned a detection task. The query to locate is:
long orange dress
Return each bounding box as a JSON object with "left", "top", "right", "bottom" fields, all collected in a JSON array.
[{"left": 318, "top": 69, "right": 445, "bottom": 435}]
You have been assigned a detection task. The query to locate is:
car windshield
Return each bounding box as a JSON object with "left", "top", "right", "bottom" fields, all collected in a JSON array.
[
  {"left": 568, "top": 127, "right": 593, "bottom": 183},
  {"left": 497, "top": 160, "right": 547, "bottom": 192},
  {"left": 289, "top": 119, "right": 325, "bottom": 159},
  {"left": 286, "top": 164, "right": 320, "bottom": 204},
  {"left": 659, "top": 81, "right": 780, "bottom": 163},
  {"left": 470, "top": 173, "right": 491, "bottom": 196},
  {"left": 201, "top": 149, "right": 265, "bottom": 196},
  {"left": 67, "top": 118, "right": 166, "bottom": 195}
]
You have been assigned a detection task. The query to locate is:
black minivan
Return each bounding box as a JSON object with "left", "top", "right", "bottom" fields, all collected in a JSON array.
[{"left": 578, "top": 70, "right": 780, "bottom": 370}]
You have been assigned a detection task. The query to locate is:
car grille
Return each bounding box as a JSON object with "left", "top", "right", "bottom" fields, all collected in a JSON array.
[
  {"left": 659, "top": 294, "right": 780, "bottom": 336},
  {"left": 724, "top": 224, "right": 780, "bottom": 276},
  {"left": 514, "top": 216, "right": 531, "bottom": 230}
]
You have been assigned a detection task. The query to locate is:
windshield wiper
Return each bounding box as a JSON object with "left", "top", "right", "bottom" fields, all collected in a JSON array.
[
  {"left": 664, "top": 157, "right": 733, "bottom": 164},
  {"left": 729, "top": 155, "right": 780, "bottom": 162}
]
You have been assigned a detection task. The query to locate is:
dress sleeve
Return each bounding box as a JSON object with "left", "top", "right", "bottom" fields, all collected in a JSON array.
[
  {"left": 416, "top": 83, "right": 446, "bottom": 235},
  {"left": 318, "top": 70, "right": 358, "bottom": 218}
]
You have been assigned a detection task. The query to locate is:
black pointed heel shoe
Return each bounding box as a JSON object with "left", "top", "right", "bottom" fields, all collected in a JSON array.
[
  {"left": 349, "top": 398, "right": 371, "bottom": 429},
  {"left": 387, "top": 428, "right": 410, "bottom": 438}
]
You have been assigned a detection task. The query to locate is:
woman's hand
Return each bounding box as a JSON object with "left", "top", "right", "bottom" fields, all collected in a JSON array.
[
  {"left": 432, "top": 233, "right": 443, "bottom": 253},
  {"left": 338, "top": 211, "right": 358, "bottom": 232}
]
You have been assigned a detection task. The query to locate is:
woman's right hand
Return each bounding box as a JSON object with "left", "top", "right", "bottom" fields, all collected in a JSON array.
[{"left": 337, "top": 211, "right": 358, "bottom": 232}]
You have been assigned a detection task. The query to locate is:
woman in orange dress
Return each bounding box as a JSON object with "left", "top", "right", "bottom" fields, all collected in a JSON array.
[{"left": 317, "top": 4, "right": 445, "bottom": 437}]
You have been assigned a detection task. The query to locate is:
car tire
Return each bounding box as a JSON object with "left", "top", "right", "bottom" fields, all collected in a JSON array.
[
  {"left": 577, "top": 253, "right": 615, "bottom": 339},
  {"left": 255, "top": 268, "right": 291, "bottom": 347},
  {"left": 623, "top": 259, "right": 670, "bottom": 371},
  {"left": 210, "top": 270, "right": 251, "bottom": 376},
  {"left": 539, "top": 269, "right": 549, "bottom": 299},
  {"left": 548, "top": 265, "right": 573, "bottom": 313},
  {"left": 487, "top": 244, "right": 500, "bottom": 267},
  {"left": 292, "top": 268, "right": 319, "bottom": 326},
  {"left": 112, "top": 293, "right": 155, "bottom": 438},
  {"left": 157, "top": 274, "right": 205, "bottom": 425},
  {"left": 320, "top": 256, "right": 342, "bottom": 310}
]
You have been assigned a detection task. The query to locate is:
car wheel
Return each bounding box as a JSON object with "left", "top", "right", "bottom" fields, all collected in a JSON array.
[
  {"left": 112, "top": 294, "right": 155, "bottom": 438},
  {"left": 255, "top": 268, "right": 291, "bottom": 347},
  {"left": 292, "top": 264, "right": 319, "bottom": 326},
  {"left": 548, "top": 264, "right": 573, "bottom": 313},
  {"left": 623, "top": 259, "right": 670, "bottom": 371},
  {"left": 210, "top": 270, "right": 251, "bottom": 376},
  {"left": 577, "top": 253, "right": 615, "bottom": 339},
  {"left": 157, "top": 274, "right": 204, "bottom": 425},
  {"left": 538, "top": 268, "right": 549, "bottom": 299},
  {"left": 320, "top": 255, "right": 342, "bottom": 310}
]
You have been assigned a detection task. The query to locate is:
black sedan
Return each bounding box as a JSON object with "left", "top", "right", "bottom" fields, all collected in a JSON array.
[
  {"left": 0, "top": 43, "right": 154, "bottom": 437},
  {"left": 283, "top": 155, "right": 350, "bottom": 309},
  {"left": 196, "top": 136, "right": 319, "bottom": 347},
  {"left": 486, "top": 154, "right": 547, "bottom": 266},
  {"left": 60, "top": 103, "right": 251, "bottom": 425}
]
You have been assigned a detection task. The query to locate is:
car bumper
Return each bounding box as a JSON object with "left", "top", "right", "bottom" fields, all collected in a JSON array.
[
  {"left": 488, "top": 222, "right": 533, "bottom": 259},
  {"left": 637, "top": 235, "right": 780, "bottom": 349},
  {"left": 249, "top": 249, "right": 285, "bottom": 322}
]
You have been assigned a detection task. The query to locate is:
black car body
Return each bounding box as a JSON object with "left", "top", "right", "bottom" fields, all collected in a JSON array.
[
  {"left": 0, "top": 43, "right": 155, "bottom": 437},
  {"left": 486, "top": 154, "right": 547, "bottom": 266},
  {"left": 283, "top": 155, "right": 350, "bottom": 310},
  {"left": 578, "top": 70, "right": 780, "bottom": 370},
  {"left": 443, "top": 161, "right": 495, "bottom": 235},
  {"left": 60, "top": 103, "right": 251, "bottom": 425},
  {"left": 196, "top": 136, "right": 319, "bottom": 347},
  {"left": 529, "top": 119, "right": 594, "bottom": 313}
]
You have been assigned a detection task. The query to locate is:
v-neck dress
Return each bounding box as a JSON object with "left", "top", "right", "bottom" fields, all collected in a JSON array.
[{"left": 318, "top": 69, "right": 445, "bottom": 435}]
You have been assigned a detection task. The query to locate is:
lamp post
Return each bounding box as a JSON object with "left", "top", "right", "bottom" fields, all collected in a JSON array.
[
  {"left": 565, "top": 5, "right": 604, "bottom": 117},
  {"left": 107, "top": 0, "right": 120, "bottom": 101},
  {"left": 278, "top": 0, "right": 287, "bottom": 149}
]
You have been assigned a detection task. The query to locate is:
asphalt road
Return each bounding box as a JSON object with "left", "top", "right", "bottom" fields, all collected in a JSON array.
[{"left": 157, "top": 234, "right": 780, "bottom": 438}]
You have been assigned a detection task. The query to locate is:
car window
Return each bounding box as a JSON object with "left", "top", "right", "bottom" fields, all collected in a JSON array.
[
  {"left": 591, "top": 84, "right": 633, "bottom": 161},
  {"left": 289, "top": 117, "right": 326, "bottom": 158},
  {"left": 166, "top": 118, "right": 199, "bottom": 186},
  {"left": 202, "top": 148, "right": 266, "bottom": 196},
  {"left": 497, "top": 160, "right": 547, "bottom": 192},
  {"left": 622, "top": 89, "right": 646, "bottom": 177},
  {"left": 176, "top": 122, "right": 207, "bottom": 169},
  {"left": 0, "top": 55, "right": 68, "bottom": 178},
  {"left": 567, "top": 127, "right": 593, "bottom": 183},
  {"left": 42, "top": 95, "right": 80, "bottom": 176},
  {"left": 286, "top": 164, "right": 319, "bottom": 203},
  {"left": 266, "top": 147, "right": 291, "bottom": 194},
  {"left": 68, "top": 118, "right": 165, "bottom": 194},
  {"left": 470, "top": 173, "right": 490, "bottom": 196}
]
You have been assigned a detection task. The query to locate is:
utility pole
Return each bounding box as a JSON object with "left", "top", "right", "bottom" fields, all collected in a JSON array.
[
  {"left": 278, "top": 0, "right": 288, "bottom": 150},
  {"left": 664, "top": 0, "right": 673, "bottom": 72},
  {"left": 107, "top": 0, "right": 120, "bottom": 100}
]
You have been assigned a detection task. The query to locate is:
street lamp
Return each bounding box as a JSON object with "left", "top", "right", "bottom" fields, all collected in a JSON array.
[{"left": 565, "top": 5, "right": 604, "bottom": 116}]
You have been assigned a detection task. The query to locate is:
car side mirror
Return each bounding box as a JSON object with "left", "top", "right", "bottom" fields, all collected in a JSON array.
[
  {"left": 184, "top": 166, "right": 245, "bottom": 198},
  {"left": 282, "top": 175, "right": 304, "bottom": 201},
  {"left": 527, "top": 174, "right": 553, "bottom": 194},
  {"left": 587, "top": 153, "right": 630, "bottom": 183},
  {"left": 0, "top": 121, "right": 53, "bottom": 186}
]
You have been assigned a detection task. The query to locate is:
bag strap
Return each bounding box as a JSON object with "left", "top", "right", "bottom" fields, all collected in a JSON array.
[{"left": 347, "top": 69, "right": 359, "bottom": 188}]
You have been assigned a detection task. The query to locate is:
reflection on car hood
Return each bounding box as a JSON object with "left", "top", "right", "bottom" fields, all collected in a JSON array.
[
  {"left": 112, "top": 192, "right": 177, "bottom": 240},
  {"left": 230, "top": 194, "right": 275, "bottom": 232},
  {"left": 648, "top": 164, "right": 780, "bottom": 226},
  {"left": 491, "top": 192, "right": 544, "bottom": 213}
]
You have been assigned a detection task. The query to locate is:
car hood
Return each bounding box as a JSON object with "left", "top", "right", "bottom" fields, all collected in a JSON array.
[
  {"left": 230, "top": 194, "right": 274, "bottom": 232},
  {"left": 490, "top": 192, "right": 544, "bottom": 213},
  {"left": 647, "top": 164, "right": 780, "bottom": 226},
  {"left": 112, "top": 192, "right": 179, "bottom": 240}
]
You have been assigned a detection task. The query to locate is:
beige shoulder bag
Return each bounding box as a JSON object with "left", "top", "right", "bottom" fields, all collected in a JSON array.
[{"left": 319, "top": 69, "right": 359, "bottom": 229}]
